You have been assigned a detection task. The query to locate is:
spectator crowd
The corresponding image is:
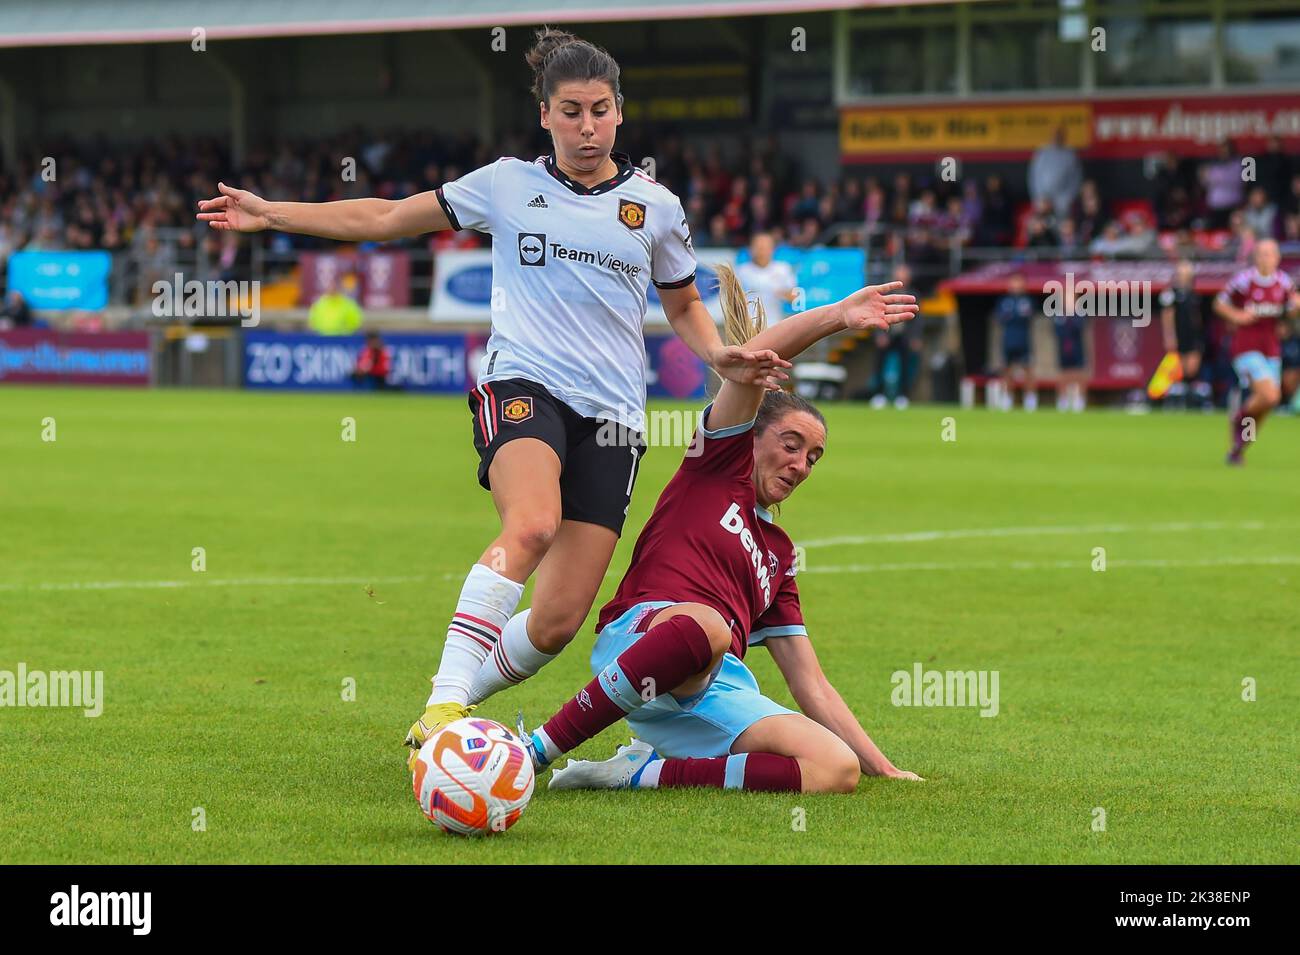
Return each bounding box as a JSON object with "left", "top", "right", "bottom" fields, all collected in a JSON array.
[{"left": 2, "top": 125, "right": 1298, "bottom": 304}]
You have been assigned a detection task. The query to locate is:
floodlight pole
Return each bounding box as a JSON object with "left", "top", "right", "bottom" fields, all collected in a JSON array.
[
  {"left": 0, "top": 77, "right": 15, "bottom": 173},
  {"left": 206, "top": 51, "right": 247, "bottom": 168},
  {"left": 445, "top": 32, "right": 496, "bottom": 149}
]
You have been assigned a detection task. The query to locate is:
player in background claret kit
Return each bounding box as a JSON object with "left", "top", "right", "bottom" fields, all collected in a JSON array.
[
  {"left": 1214, "top": 239, "right": 1300, "bottom": 465},
  {"left": 517, "top": 266, "right": 923, "bottom": 794},
  {"left": 196, "top": 28, "right": 788, "bottom": 768}
]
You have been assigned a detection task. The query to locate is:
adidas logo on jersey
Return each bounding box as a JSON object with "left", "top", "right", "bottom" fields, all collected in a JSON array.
[{"left": 526, "top": 194, "right": 548, "bottom": 208}]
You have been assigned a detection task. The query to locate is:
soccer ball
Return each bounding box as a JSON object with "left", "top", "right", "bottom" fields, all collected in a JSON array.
[{"left": 412, "top": 717, "right": 535, "bottom": 836}]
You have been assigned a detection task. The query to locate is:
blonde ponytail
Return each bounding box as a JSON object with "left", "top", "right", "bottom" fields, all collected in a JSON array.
[{"left": 713, "top": 263, "right": 766, "bottom": 349}]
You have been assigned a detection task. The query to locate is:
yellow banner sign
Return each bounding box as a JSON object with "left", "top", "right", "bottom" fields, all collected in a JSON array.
[{"left": 841, "top": 102, "right": 1093, "bottom": 156}]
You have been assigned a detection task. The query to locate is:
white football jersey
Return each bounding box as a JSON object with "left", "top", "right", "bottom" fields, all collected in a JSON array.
[
  {"left": 735, "top": 259, "right": 797, "bottom": 326},
  {"left": 438, "top": 152, "right": 697, "bottom": 431}
]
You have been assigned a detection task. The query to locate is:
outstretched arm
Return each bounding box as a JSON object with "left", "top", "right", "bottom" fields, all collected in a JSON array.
[
  {"left": 197, "top": 182, "right": 452, "bottom": 242},
  {"left": 767, "top": 635, "right": 923, "bottom": 780},
  {"left": 660, "top": 282, "right": 792, "bottom": 390},
  {"left": 706, "top": 280, "right": 917, "bottom": 430}
]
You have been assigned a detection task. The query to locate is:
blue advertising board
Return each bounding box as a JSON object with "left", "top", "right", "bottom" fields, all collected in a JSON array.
[
  {"left": 243, "top": 332, "right": 475, "bottom": 392},
  {"left": 243, "top": 330, "right": 708, "bottom": 401},
  {"left": 7, "top": 251, "right": 113, "bottom": 311},
  {"left": 734, "top": 247, "right": 866, "bottom": 318},
  {"left": 645, "top": 334, "right": 708, "bottom": 400}
]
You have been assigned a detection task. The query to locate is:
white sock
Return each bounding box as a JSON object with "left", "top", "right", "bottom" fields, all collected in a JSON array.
[
  {"left": 633, "top": 758, "right": 665, "bottom": 788},
  {"left": 1072, "top": 385, "right": 1086, "bottom": 412},
  {"left": 532, "top": 726, "right": 563, "bottom": 763},
  {"left": 467, "top": 608, "right": 558, "bottom": 705},
  {"left": 1024, "top": 391, "right": 1038, "bottom": 412},
  {"left": 428, "top": 564, "right": 524, "bottom": 706}
]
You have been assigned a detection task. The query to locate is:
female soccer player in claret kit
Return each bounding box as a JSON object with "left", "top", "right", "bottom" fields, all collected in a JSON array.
[
  {"left": 195, "top": 29, "right": 788, "bottom": 765},
  {"left": 519, "top": 267, "right": 924, "bottom": 794},
  {"left": 1214, "top": 239, "right": 1300, "bottom": 465}
]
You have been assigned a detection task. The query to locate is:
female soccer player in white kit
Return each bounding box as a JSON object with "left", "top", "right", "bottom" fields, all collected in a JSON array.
[{"left": 196, "top": 29, "right": 787, "bottom": 763}]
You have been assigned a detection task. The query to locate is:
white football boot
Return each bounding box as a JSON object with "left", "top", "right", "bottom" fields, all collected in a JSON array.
[
  {"left": 548, "top": 739, "right": 657, "bottom": 790},
  {"left": 516, "top": 711, "right": 551, "bottom": 772}
]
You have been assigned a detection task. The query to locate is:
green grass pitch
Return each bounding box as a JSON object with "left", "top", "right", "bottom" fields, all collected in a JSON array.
[{"left": 1, "top": 385, "right": 1297, "bottom": 864}]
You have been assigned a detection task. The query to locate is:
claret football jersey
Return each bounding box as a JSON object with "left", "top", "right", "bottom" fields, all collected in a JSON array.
[
  {"left": 596, "top": 404, "right": 807, "bottom": 659},
  {"left": 1217, "top": 267, "right": 1295, "bottom": 358},
  {"left": 437, "top": 152, "right": 697, "bottom": 431}
]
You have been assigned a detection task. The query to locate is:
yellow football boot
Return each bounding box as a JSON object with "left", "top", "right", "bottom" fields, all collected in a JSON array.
[{"left": 405, "top": 700, "right": 475, "bottom": 772}]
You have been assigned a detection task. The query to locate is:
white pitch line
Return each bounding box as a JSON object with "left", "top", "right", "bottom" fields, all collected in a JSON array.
[
  {"left": 0, "top": 575, "right": 425, "bottom": 593},
  {"left": 798, "top": 520, "right": 1274, "bottom": 549},
  {"left": 802, "top": 555, "right": 1300, "bottom": 575},
  {"left": 5, "top": 523, "right": 1293, "bottom": 592}
]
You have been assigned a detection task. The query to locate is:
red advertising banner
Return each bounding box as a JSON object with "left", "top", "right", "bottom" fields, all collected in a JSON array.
[
  {"left": 842, "top": 93, "right": 1300, "bottom": 162},
  {"left": 1089, "top": 319, "right": 1165, "bottom": 385},
  {"left": 0, "top": 329, "right": 151, "bottom": 386},
  {"left": 1091, "top": 95, "right": 1300, "bottom": 158},
  {"left": 357, "top": 252, "right": 411, "bottom": 309},
  {"left": 299, "top": 252, "right": 411, "bottom": 309}
]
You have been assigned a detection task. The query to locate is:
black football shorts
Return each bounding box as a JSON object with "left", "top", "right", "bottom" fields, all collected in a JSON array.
[
  {"left": 468, "top": 377, "right": 647, "bottom": 535},
  {"left": 1281, "top": 336, "right": 1300, "bottom": 371}
]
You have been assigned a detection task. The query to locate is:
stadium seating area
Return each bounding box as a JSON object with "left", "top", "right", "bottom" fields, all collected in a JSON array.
[{"left": 1, "top": 127, "right": 1297, "bottom": 320}]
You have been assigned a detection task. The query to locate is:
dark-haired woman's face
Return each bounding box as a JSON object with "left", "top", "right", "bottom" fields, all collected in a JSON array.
[
  {"left": 540, "top": 80, "right": 622, "bottom": 172},
  {"left": 751, "top": 410, "right": 825, "bottom": 508}
]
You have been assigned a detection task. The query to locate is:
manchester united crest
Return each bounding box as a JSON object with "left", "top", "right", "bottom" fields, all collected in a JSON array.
[
  {"left": 618, "top": 199, "right": 647, "bottom": 231},
  {"left": 501, "top": 397, "right": 533, "bottom": 423}
]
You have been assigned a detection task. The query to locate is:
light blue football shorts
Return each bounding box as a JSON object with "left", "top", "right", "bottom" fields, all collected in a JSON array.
[
  {"left": 1232, "top": 351, "right": 1282, "bottom": 387},
  {"left": 590, "top": 600, "right": 796, "bottom": 759}
]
